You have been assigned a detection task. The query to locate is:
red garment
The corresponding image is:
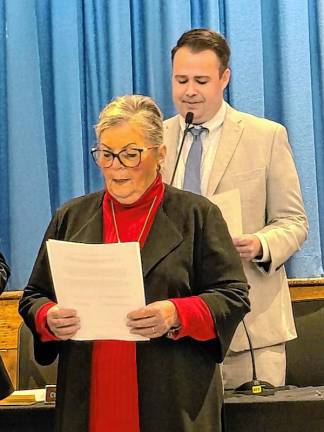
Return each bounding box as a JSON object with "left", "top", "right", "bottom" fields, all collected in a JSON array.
[
  {"left": 35, "top": 301, "right": 58, "bottom": 342},
  {"left": 170, "top": 296, "right": 216, "bottom": 340}
]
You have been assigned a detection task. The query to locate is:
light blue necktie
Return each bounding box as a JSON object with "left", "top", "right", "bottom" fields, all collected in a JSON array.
[{"left": 183, "top": 127, "right": 208, "bottom": 194}]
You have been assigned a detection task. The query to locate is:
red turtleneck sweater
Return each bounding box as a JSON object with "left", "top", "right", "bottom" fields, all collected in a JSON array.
[{"left": 35, "top": 175, "right": 216, "bottom": 431}]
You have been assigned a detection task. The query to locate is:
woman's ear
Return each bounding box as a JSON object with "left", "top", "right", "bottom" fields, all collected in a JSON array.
[{"left": 158, "top": 145, "right": 167, "bottom": 166}]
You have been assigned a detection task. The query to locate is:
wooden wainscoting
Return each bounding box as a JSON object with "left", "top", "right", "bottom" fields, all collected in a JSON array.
[
  {"left": 1, "top": 279, "right": 324, "bottom": 388},
  {"left": 0, "top": 291, "right": 22, "bottom": 388},
  {"left": 289, "top": 278, "right": 324, "bottom": 301}
]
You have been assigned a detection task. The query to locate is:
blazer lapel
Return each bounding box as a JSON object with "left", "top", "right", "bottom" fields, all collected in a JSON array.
[
  {"left": 65, "top": 191, "right": 182, "bottom": 278},
  {"left": 206, "top": 104, "right": 244, "bottom": 196},
  {"left": 141, "top": 205, "right": 183, "bottom": 277},
  {"left": 69, "top": 197, "right": 104, "bottom": 244}
]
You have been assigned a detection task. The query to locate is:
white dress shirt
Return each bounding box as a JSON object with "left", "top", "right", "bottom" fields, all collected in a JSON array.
[{"left": 173, "top": 100, "right": 226, "bottom": 197}]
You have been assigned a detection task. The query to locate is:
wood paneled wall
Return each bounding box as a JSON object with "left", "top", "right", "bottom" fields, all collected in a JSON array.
[
  {"left": 1, "top": 279, "right": 324, "bottom": 388},
  {"left": 0, "top": 291, "right": 22, "bottom": 388}
]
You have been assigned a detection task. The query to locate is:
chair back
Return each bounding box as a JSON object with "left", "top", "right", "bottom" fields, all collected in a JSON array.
[
  {"left": 17, "top": 322, "right": 58, "bottom": 390},
  {"left": 286, "top": 299, "right": 324, "bottom": 386}
]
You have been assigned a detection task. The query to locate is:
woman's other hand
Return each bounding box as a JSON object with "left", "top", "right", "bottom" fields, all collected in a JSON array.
[
  {"left": 46, "top": 305, "right": 80, "bottom": 340},
  {"left": 127, "top": 300, "right": 180, "bottom": 338}
]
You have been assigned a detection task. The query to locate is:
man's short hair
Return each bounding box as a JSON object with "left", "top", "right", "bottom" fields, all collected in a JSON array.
[{"left": 171, "top": 28, "right": 230, "bottom": 75}]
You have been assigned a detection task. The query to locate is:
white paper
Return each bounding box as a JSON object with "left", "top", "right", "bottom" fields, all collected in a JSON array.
[
  {"left": 209, "top": 189, "right": 243, "bottom": 237},
  {"left": 46, "top": 240, "right": 148, "bottom": 341}
]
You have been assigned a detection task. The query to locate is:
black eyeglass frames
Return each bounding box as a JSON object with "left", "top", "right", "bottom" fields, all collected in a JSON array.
[{"left": 90, "top": 145, "right": 159, "bottom": 168}]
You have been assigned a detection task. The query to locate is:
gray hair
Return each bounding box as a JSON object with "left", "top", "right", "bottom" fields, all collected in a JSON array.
[{"left": 95, "top": 95, "right": 163, "bottom": 147}]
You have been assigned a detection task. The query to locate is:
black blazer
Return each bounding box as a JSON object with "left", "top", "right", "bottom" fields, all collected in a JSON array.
[
  {"left": 0, "top": 252, "right": 13, "bottom": 399},
  {"left": 20, "top": 185, "right": 249, "bottom": 432}
]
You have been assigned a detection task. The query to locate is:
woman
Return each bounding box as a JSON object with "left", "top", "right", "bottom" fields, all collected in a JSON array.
[
  {"left": 0, "top": 252, "right": 13, "bottom": 399},
  {"left": 19, "top": 95, "right": 249, "bottom": 432}
]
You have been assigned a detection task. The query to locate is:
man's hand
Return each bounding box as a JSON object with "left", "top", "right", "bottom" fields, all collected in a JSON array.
[
  {"left": 232, "top": 235, "right": 263, "bottom": 262},
  {"left": 46, "top": 305, "right": 80, "bottom": 340},
  {"left": 127, "top": 300, "right": 180, "bottom": 339}
]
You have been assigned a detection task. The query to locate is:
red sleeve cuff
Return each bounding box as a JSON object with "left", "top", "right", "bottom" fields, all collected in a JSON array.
[
  {"left": 169, "top": 296, "right": 217, "bottom": 341},
  {"left": 35, "top": 302, "right": 59, "bottom": 342}
]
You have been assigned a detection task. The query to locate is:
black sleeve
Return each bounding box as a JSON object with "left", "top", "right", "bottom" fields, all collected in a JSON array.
[
  {"left": 19, "top": 213, "right": 61, "bottom": 366},
  {"left": 0, "top": 252, "right": 10, "bottom": 294}
]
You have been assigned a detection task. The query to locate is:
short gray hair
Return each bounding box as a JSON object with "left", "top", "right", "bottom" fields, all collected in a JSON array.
[{"left": 95, "top": 95, "right": 163, "bottom": 148}]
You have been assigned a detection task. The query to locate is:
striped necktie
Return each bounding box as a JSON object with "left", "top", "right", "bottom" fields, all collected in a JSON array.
[{"left": 183, "top": 127, "right": 208, "bottom": 194}]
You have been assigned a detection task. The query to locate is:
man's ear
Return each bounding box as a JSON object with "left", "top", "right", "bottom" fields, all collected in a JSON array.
[{"left": 221, "top": 68, "right": 231, "bottom": 90}]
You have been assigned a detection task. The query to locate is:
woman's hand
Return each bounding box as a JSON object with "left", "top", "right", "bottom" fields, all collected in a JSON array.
[
  {"left": 46, "top": 305, "right": 81, "bottom": 340},
  {"left": 127, "top": 300, "right": 180, "bottom": 338}
]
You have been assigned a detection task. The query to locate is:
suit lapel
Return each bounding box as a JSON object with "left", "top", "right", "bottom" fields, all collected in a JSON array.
[
  {"left": 141, "top": 204, "right": 183, "bottom": 277},
  {"left": 206, "top": 104, "right": 244, "bottom": 196}
]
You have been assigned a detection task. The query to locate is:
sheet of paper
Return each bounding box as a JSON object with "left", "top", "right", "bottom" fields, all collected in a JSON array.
[
  {"left": 209, "top": 189, "right": 243, "bottom": 237},
  {"left": 46, "top": 240, "right": 148, "bottom": 341}
]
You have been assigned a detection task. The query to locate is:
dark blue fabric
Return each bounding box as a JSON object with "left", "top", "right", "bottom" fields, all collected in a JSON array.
[{"left": 0, "top": 0, "right": 323, "bottom": 287}]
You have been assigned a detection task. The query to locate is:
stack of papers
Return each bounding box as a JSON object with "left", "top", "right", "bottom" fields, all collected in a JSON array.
[{"left": 46, "top": 240, "right": 148, "bottom": 341}]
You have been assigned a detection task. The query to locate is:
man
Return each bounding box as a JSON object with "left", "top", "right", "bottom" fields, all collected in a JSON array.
[
  {"left": 162, "top": 28, "right": 308, "bottom": 389},
  {"left": 0, "top": 252, "right": 13, "bottom": 399}
]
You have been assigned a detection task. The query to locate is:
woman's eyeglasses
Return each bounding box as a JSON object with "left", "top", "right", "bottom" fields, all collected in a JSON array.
[{"left": 91, "top": 145, "right": 159, "bottom": 168}]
